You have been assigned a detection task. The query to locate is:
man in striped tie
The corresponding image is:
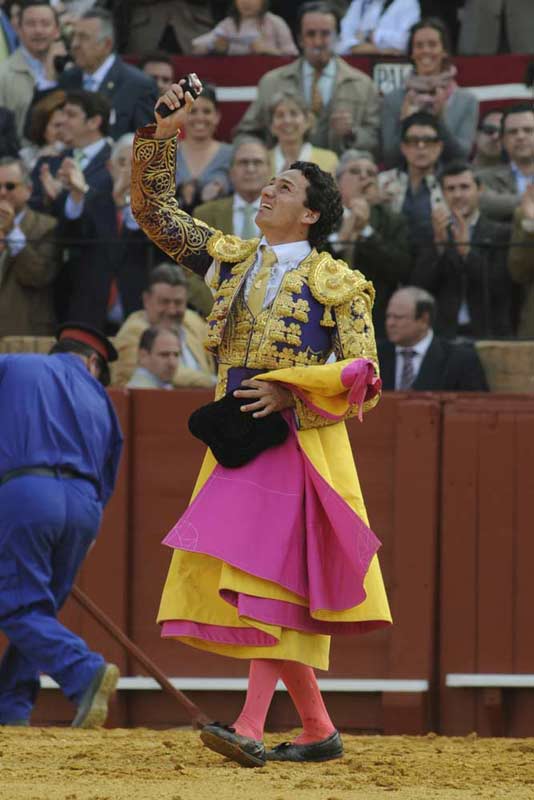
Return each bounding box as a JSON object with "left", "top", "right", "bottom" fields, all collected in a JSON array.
[{"left": 378, "top": 286, "right": 489, "bottom": 391}]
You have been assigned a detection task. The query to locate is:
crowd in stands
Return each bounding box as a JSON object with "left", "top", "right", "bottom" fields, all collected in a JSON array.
[{"left": 0, "top": 0, "right": 533, "bottom": 392}]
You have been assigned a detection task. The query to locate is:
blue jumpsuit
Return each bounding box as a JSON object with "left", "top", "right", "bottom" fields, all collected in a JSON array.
[{"left": 0, "top": 353, "right": 123, "bottom": 723}]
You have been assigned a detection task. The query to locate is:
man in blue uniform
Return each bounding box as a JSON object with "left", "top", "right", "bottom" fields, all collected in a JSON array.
[{"left": 0, "top": 323, "right": 123, "bottom": 727}]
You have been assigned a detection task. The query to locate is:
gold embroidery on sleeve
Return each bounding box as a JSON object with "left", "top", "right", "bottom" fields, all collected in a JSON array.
[{"left": 131, "top": 132, "right": 216, "bottom": 263}]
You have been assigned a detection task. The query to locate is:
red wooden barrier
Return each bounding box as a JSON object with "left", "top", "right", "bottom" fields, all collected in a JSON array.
[
  {"left": 439, "top": 396, "right": 534, "bottom": 736},
  {"left": 126, "top": 391, "right": 441, "bottom": 733}
]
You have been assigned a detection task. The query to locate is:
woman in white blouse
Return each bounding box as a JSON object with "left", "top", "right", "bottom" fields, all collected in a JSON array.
[{"left": 336, "top": 0, "right": 421, "bottom": 56}]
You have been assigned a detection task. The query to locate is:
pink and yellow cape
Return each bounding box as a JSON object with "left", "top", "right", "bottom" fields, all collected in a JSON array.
[{"left": 158, "top": 358, "right": 392, "bottom": 670}]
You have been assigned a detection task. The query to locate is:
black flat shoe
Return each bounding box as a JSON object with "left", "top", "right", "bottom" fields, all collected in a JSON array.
[
  {"left": 200, "top": 723, "right": 266, "bottom": 768},
  {"left": 265, "top": 730, "right": 343, "bottom": 762}
]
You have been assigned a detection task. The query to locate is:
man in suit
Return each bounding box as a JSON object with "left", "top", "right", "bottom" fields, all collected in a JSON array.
[
  {"left": 458, "top": 0, "right": 534, "bottom": 55},
  {"left": 412, "top": 161, "right": 513, "bottom": 339},
  {"left": 57, "top": 8, "right": 157, "bottom": 139},
  {"left": 194, "top": 138, "right": 271, "bottom": 238},
  {"left": 0, "top": 1, "right": 61, "bottom": 138},
  {"left": 113, "top": 262, "right": 216, "bottom": 388},
  {"left": 50, "top": 90, "right": 116, "bottom": 328},
  {"left": 234, "top": 1, "right": 380, "bottom": 155},
  {"left": 378, "top": 286, "right": 489, "bottom": 391},
  {"left": 330, "top": 148, "right": 412, "bottom": 337},
  {"left": 478, "top": 104, "right": 534, "bottom": 223},
  {"left": 0, "top": 155, "right": 59, "bottom": 336},
  {"left": 126, "top": 326, "right": 181, "bottom": 389}
]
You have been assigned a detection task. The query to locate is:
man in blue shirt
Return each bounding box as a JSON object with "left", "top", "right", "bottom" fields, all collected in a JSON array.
[{"left": 0, "top": 323, "right": 123, "bottom": 728}]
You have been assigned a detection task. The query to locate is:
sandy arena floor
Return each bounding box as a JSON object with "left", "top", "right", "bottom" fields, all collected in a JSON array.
[{"left": 1, "top": 728, "right": 534, "bottom": 800}]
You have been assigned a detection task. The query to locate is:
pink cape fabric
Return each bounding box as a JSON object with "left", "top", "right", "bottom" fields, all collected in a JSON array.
[{"left": 161, "top": 416, "right": 382, "bottom": 642}]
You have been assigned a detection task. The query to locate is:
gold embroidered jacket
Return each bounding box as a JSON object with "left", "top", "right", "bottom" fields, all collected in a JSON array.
[{"left": 131, "top": 126, "right": 379, "bottom": 428}]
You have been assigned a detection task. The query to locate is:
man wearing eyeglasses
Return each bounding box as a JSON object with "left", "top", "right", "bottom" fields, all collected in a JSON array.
[
  {"left": 329, "top": 148, "right": 412, "bottom": 335},
  {"left": 472, "top": 109, "right": 503, "bottom": 169},
  {"left": 0, "top": 156, "right": 60, "bottom": 337},
  {"left": 478, "top": 104, "right": 534, "bottom": 223},
  {"left": 378, "top": 111, "right": 445, "bottom": 252},
  {"left": 194, "top": 138, "right": 271, "bottom": 239}
]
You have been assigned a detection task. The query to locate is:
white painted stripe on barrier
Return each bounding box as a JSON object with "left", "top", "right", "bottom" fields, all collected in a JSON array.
[
  {"left": 216, "top": 84, "right": 532, "bottom": 105},
  {"left": 446, "top": 674, "right": 534, "bottom": 688},
  {"left": 40, "top": 676, "right": 428, "bottom": 692}
]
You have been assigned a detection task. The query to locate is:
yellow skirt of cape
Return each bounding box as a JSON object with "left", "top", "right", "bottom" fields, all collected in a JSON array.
[{"left": 158, "top": 362, "right": 392, "bottom": 670}]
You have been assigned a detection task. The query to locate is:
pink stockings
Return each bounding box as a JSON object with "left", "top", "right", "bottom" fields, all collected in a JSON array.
[{"left": 233, "top": 659, "right": 336, "bottom": 744}]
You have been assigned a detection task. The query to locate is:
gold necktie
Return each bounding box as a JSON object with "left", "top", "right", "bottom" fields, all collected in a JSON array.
[
  {"left": 247, "top": 246, "right": 277, "bottom": 317},
  {"left": 311, "top": 68, "right": 323, "bottom": 115}
]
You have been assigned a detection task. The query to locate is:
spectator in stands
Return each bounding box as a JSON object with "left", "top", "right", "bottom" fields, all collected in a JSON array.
[
  {"left": 412, "top": 161, "right": 513, "bottom": 339},
  {"left": 0, "top": 2, "right": 61, "bottom": 139},
  {"left": 267, "top": 90, "right": 338, "bottom": 176},
  {"left": 192, "top": 0, "right": 298, "bottom": 56},
  {"left": 330, "top": 148, "right": 412, "bottom": 336},
  {"left": 139, "top": 51, "right": 174, "bottom": 95},
  {"left": 113, "top": 262, "right": 216, "bottom": 388},
  {"left": 127, "top": 325, "right": 181, "bottom": 389},
  {"left": 235, "top": 1, "right": 381, "bottom": 156},
  {"left": 175, "top": 84, "right": 232, "bottom": 214},
  {"left": 458, "top": 0, "right": 533, "bottom": 55},
  {"left": 472, "top": 109, "right": 503, "bottom": 169},
  {"left": 194, "top": 137, "right": 270, "bottom": 241},
  {"left": 378, "top": 286, "right": 489, "bottom": 391},
  {"left": 119, "top": 1, "right": 215, "bottom": 55},
  {"left": 379, "top": 111, "right": 445, "bottom": 251},
  {"left": 42, "top": 90, "right": 116, "bottom": 328},
  {"left": 478, "top": 104, "right": 534, "bottom": 223},
  {"left": 20, "top": 89, "right": 66, "bottom": 170},
  {"left": 55, "top": 8, "right": 157, "bottom": 139},
  {"left": 381, "top": 17, "right": 478, "bottom": 168},
  {"left": 507, "top": 185, "right": 534, "bottom": 337},
  {"left": 0, "top": 155, "right": 59, "bottom": 336},
  {"left": 336, "top": 0, "right": 420, "bottom": 56}
]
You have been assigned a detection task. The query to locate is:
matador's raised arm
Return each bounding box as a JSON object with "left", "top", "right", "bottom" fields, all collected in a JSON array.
[{"left": 131, "top": 126, "right": 216, "bottom": 276}]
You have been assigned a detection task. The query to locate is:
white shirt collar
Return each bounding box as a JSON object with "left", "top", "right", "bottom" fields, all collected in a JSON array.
[
  {"left": 396, "top": 328, "right": 434, "bottom": 358},
  {"left": 84, "top": 53, "right": 116, "bottom": 89},
  {"left": 258, "top": 236, "right": 312, "bottom": 265},
  {"left": 303, "top": 57, "right": 336, "bottom": 78},
  {"left": 77, "top": 137, "right": 107, "bottom": 163},
  {"left": 233, "top": 193, "right": 261, "bottom": 211}
]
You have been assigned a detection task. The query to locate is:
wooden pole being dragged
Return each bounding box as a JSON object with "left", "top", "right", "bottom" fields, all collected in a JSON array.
[{"left": 72, "top": 584, "right": 213, "bottom": 728}]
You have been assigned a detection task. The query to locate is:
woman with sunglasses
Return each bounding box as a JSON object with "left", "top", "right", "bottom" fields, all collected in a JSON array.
[{"left": 381, "top": 17, "right": 479, "bottom": 168}]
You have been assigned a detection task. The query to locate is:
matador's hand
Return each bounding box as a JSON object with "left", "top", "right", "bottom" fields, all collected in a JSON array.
[
  {"left": 154, "top": 75, "right": 203, "bottom": 140},
  {"left": 234, "top": 379, "right": 295, "bottom": 418}
]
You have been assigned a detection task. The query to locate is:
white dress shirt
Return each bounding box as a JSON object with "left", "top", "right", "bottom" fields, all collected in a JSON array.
[
  {"left": 205, "top": 238, "right": 312, "bottom": 311},
  {"left": 64, "top": 137, "right": 108, "bottom": 219},
  {"left": 394, "top": 329, "right": 433, "bottom": 390},
  {"left": 336, "top": 0, "right": 421, "bottom": 54},
  {"left": 82, "top": 53, "right": 116, "bottom": 91},
  {"left": 232, "top": 193, "right": 261, "bottom": 239}
]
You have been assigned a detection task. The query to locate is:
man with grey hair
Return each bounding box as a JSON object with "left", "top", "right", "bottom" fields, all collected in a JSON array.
[
  {"left": 56, "top": 8, "right": 157, "bottom": 139},
  {"left": 194, "top": 138, "right": 271, "bottom": 238},
  {"left": 378, "top": 286, "right": 488, "bottom": 391},
  {"left": 330, "top": 148, "right": 412, "bottom": 336},
  {"left": 0, "top": 155, "right": 60, "bottom": 336}
]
